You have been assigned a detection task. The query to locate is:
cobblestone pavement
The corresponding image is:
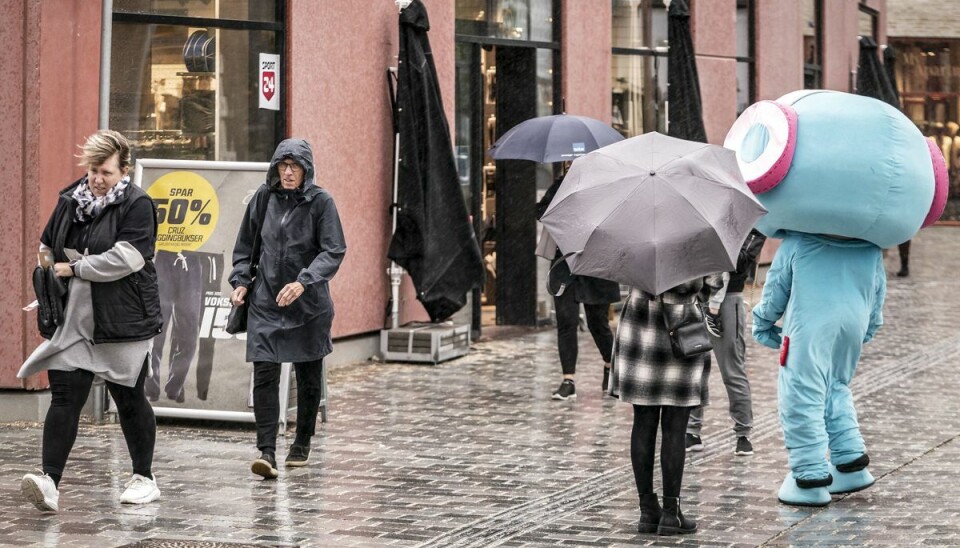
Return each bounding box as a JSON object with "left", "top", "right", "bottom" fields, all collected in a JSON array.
[{"left": 1, "top": 227, "right": 959, "bottom": 547}]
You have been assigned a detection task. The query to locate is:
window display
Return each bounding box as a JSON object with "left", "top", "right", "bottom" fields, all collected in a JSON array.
[{"left": 110, "top": 3, "right": 282, "bottom": 162}]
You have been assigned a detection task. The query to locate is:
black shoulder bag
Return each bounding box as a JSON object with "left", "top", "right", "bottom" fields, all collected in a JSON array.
[
  {"left": 225, "top": 192, "right": 271, "bottom": 335},
  {"left": 658, "top": 295, "right": 713, "bottom": 359}
]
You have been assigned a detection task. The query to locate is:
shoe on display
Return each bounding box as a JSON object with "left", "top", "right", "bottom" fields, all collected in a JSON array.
[
  {"left": 285, "top": 445, "right": 311, "bottom": 468},
  {"left": 120, "top": 473, "right": 160, "bottom": 504},
  {"left": 734, "top": 436, "right": 754, "bottom": 456},
  {"left": 551, "top": 380, "right": 576, "bottom": 400},
  {"left": 251, "top": 452, "right": 279, "bottom": 479},
  {"left": 21, "top": 473, "right": 59, "bottom": 512},
  {"left": 685, "top": 433, "right": 704, "bottom": 452}
]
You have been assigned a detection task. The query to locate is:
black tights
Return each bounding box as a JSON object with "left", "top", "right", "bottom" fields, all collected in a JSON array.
[
  {"left": 43, "top": 361, "right": 155, "bottom": 485},
  {"left": 631, "top": 405, "right": 692, "bottom": 498},
  {"left": 253, "top": 360, "right": 325, "bottom": 454}
]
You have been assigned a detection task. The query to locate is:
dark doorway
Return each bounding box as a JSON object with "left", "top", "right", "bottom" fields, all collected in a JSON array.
[{"left": 494, "top": 46, "right": 538, "bottom": 326}]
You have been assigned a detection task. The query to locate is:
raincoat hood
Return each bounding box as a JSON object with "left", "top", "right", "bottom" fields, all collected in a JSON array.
[
  {"left": 400, "top": 0, "right": 429, "bottom": 31},
  {"left": 267, "top": 138, "right": 317, "bottom": 193}
]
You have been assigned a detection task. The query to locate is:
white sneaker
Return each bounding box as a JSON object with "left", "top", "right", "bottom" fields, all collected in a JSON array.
[
  {"left": 21, "top": 473, "right": 59, "bottom": 512},
  {"left": 120, "top": 473, "right": 160, "bottom": 504}
]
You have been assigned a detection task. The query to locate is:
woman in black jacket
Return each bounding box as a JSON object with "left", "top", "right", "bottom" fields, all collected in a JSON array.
[
  {"left": 19, "top": 130, "right": 162, "bottom": 512},
  {"left": 230, "top": 139, "right": 346, "bottom": 479}
]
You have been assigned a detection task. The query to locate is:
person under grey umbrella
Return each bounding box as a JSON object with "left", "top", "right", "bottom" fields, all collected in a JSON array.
[
  {"left": 492, "top": 116, "right": 624, "bottom": 401},
  {"left": 536, "top": 167, "right": 620, "bottom": 401},
  {"left": 230, "top": 139, "right": 346, "bottom": 479}
]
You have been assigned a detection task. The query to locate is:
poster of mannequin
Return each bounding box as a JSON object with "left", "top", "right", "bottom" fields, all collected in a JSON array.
[{"left": 132, "top": 159, "right": 291, "bottom": 419}]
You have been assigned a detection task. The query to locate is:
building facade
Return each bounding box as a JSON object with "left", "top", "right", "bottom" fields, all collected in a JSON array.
[{"left": 1, "top": 0, "right": 884, "bottom": 390}]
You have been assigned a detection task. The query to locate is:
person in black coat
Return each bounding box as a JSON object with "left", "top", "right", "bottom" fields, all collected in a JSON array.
[
  {"left": 537, "top": 174, "right": 621, "bottom": 400},
  {"left": 230, "top": 139, "right": 346, "bottom": 479}
]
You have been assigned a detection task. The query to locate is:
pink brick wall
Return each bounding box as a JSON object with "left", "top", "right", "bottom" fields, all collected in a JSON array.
[{"left": 562, "top": 0, "right": 612, "bottom": 122}]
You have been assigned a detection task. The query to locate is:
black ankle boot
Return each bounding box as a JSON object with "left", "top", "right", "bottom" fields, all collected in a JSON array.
[
  {"left": 897, "top": 255, "right": 909, "bottom": 277},
  {"left": 658, "top": 496, "right": 697, "bottom": 535},
  {"left": 637, "top": 492, "right": 661, "bottom": 533}
]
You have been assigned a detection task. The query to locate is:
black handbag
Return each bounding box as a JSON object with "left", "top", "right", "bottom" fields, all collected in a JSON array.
[
  {"left": 225, "top": 193, "right": 271, "bottom": 335},
  {"left": 658, "top": 297, "right": 713, "bottom": 359},
  {"left": 33, "top": 265, "right": 68, "bottom": 339}
]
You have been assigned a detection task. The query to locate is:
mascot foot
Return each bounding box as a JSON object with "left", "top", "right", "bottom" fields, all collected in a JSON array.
[
  {"left": 778, "top": 473, "right": 832, "bottom": 507},
  {"left": 828, "top": 455, "right": 875, "bottom": 494}
]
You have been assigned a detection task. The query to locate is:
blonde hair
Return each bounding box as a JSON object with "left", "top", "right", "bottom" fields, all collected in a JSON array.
[{"left": 78, "top": 130, "right": 131, "bottom": 170}]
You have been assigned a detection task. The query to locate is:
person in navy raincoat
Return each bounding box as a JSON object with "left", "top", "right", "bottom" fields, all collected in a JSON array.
[{"left": 230, "top": 139, "right": 347, "bottom": 479}]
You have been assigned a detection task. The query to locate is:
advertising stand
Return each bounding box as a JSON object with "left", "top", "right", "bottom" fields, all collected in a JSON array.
[{"left": 108, "top": 159, "right": 325, "bottom": 428}]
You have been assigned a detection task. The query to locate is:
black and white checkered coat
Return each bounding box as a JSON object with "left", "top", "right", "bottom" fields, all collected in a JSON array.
[{"left": 609, "top": 278, "right": 720, "bottom": 407}]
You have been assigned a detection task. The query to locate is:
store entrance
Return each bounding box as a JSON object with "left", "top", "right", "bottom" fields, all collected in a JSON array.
[{"left": 457, "top": 43, "right": 541, "bottom": 332}]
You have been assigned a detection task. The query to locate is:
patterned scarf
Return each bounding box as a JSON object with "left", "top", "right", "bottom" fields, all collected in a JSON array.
[{"left": 73, "top": 176, "right": 130, "bottom": 223}]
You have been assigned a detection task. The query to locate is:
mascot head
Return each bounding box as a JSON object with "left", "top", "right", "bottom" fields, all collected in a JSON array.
[{"left": 723, "top": 90, "right": 947, "bottom": 248}]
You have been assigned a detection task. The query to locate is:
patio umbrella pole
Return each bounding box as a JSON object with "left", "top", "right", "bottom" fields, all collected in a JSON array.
[{"left": 387, "top": 67, "right": 403, "bottom": 330}]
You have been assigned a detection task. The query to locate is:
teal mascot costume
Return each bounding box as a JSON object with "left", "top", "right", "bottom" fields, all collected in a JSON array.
[{"left": 724, "top": 90, "right": 948, "bottom": 507}]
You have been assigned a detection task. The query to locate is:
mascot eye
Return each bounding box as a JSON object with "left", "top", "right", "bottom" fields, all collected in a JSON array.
[
  {"left": 922, "top": 138, "right": 949, "bottom": 228},
  {"left": 723, "top": 100, "right": 798, "bottom": 194}
]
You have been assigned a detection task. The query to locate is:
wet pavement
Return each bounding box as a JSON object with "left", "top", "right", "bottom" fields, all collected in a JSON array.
[{"left": 2, "top": 226, "right": 960, "bottom": 547}]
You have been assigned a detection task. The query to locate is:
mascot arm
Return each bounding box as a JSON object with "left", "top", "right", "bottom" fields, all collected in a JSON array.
[
  {"left": 864, "top": 257, "right": 887, "bottom": 344},
  {"left": 752, "top": 242, "right": 794, "bottom": 349}
]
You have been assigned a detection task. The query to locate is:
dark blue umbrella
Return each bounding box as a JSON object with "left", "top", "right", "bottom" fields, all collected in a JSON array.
[{"left": 488, "top": 114, "right": 624, "bottom": 163}]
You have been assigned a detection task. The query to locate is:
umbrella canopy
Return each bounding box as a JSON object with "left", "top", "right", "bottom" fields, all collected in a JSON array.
[
  {"left": 488, "top": 114, "right": 624, "bottom": 163},
  {"left": 667, "top": 0, "right": 707, "bottom": 143},
  {"left": 856, "top": 36, "right": 899, "bottom": 108},
  {"left": 540, "top": 132, "right": 766, "bottom": 295},
  {"left": 387, "top": 0, "right": 484, "bottom": 322}
]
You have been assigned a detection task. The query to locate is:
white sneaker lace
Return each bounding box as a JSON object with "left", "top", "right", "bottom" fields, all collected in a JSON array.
[{"left": 125, "top": 474, "right": 153, "bottom": 490}]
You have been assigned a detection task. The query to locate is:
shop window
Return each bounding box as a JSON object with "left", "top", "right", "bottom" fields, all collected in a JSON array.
[
  {"left": 803, "top": 0, "right": 823, "bottom": 89},
  {"left": 456, "top": 0, "right": 555, "bottom": 43},
  {"left": 858, "top": 5, "right": 878, "bottom": 41},
  {"left": 611, "top": 0, "right": 668, "bottom": 137},
  {"left": 736, "top": 0, "right": 755, "bottom": 115},
  {"left": 893, "top": 39, "right": 960, "bottom": 221},
  {"left": 110, "top": 2, "right": 283, "bottom": 162}
]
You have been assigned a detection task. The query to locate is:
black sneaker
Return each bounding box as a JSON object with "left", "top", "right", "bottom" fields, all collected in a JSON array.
[
  {"left": 552, "top": 380, "right": 576, "bottom": 400},
  {"left": 685, "top": 434, "right": 704, "bottom": 452},
  {"left": 734, "top": 436, "right": 754, "bottom": 456},
  {"left": 602, "top": 367, "right": 611, "bottom": 392},
  {"left": 285, "top": 445, "right": 311, "bottom": 467},
  {"left": 251, "top": 452, "right": 278, "bottom": 479},
  {"left": 704, "top": 311, "right": 723, "bottom": 337}
]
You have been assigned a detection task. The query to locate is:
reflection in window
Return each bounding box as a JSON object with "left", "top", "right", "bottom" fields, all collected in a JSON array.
[
  {"left": 803, "top": 0, "right": 823, "bottom": 89},
  {"left": 110, "top": 22, "right": 282, "bottom": 162},
  {"left": 736, "top": 0, "right": 754, "bottom": 115},
  {"left": 611, "top": 0, "right": 668, "bottom": 137},
  {"left": 456, "top": 0, "right": 554, "bottom": 42},
  {"left": 114, "top": 0, "right": 278, "bottom": 22}
]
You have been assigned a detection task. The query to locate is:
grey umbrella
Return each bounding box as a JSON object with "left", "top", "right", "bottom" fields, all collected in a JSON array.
[
  {"left": 539, "top": 132, "right": 766, "bottom": 295},
  {"left": 488, "top": 114, "right": 624, "bottom": 163}
]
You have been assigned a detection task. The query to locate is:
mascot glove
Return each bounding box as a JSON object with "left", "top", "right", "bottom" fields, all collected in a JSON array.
[{"left": 754, "top": 324, "right": 783, "bottom": 349}]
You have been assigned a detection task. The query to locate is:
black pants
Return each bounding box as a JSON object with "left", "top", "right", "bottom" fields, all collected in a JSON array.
[
  {"left": 43, "top": 361, "right": 155, "bottom": 480},
  {"left": 253, "top": 360, "right": 324, "bottom": 453},
  {"left": 554, "top": 290, "right": 613, "bottom": 375},
  {"left": 631, "top": 405, "right": 692, "bottom": 498},
  {"left": 147, "top": 251, "right": 203, "bottom": 401}
]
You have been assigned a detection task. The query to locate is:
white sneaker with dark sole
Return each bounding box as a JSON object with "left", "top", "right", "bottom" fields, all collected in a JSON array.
[
  {"left": 21, "top": 473, "right": 59, "bottom": 512},
  {"left": 120, "top": 474, "right": 160, "bottom": 504}
]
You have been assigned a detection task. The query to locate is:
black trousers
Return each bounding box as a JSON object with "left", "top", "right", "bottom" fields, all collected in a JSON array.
[
  {"left": 43, "top": 361, "right": 155, "bottom": 480},
  {"left": 631, "top": 405, "right": 692, "bottom": 498},
  {"left": 554, "top": 289, "right": 613, "bottom": 375},
  {"left": 253, "top": 360, "right": 324, "bottom": 452},
  {"left": 147, "top": 251, "right": 203, "bottom": 401}
]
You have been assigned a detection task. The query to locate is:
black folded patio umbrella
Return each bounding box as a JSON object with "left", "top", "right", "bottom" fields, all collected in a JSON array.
[
  {"left": 667, "top": 0, "right": 707, "bottom": 143},
  {"left": 883, "top": 43, "right": 902, "bottom": 108},
  {"left": 857, "top": 36, "right": 899, "bottom": 108},
  {"left": 387, "top": 0, "right": 484, "bottom": 322}
]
